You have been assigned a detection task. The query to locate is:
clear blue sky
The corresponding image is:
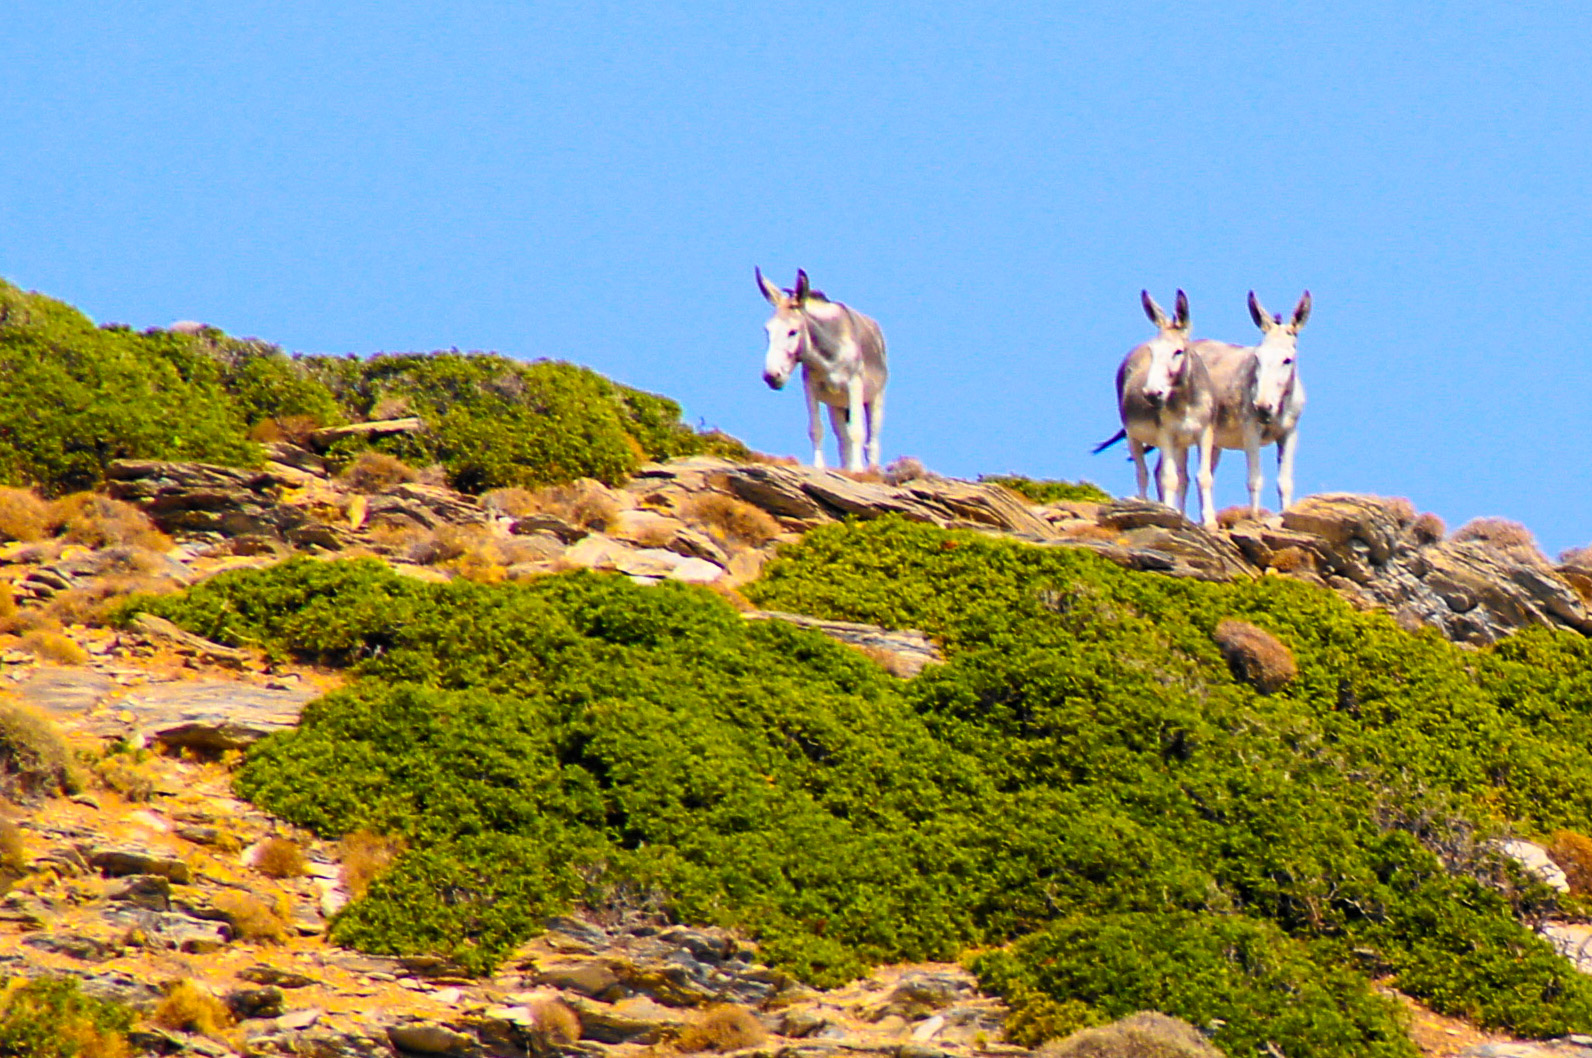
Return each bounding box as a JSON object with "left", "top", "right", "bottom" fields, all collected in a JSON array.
[{"left": 4, "top": 3, "right": 1590, "bottom": 551}]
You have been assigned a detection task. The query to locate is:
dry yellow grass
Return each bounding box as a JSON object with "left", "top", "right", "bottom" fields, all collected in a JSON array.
[
  {"left": 0, "top": 488, "right": 48, "bottom": 542},
  {"left": 1216, "top": 505, "right": 1265, "bottom": 529},
  {"left": 1549, "top": 830, "right": 1592, "bottom": 896},
  {"left": 528, "top": 480, "right": 621, "bottom": 532},
  {"left": 94, "top": 752, "right": 158, "bottom": 802},
  {"left": 250, "top": 413, "right": 322, "bottom": 446},
  {"left": 210, "top": 890, "right": 288, "bottom": 943},
  {"left": 370, "top": 396, "right": 412, "bottom": 420},
  {"left": 19, "top": 630, "right": 90, "bottom": 666},
  {"left": 531, "top": 998, "right": 582, "bottom": 1045},
  {"left": 1035, "top": 1012, "right": 1222, "bottom": 1058},
  {"left": 679, "top": 493, "right": 780, "bottom": 548},
  {"left": 1213, "top": 619, "right": 1298, "bottom": 694},
  {"left": 1060, "top": 522, "right": 1119, "bottom": 544},
  {"left": 339, "top": 451, "right": 420, "bottom": 492},
  {"left": 45, "top": 493, "right": 170, "bottom": 550},
  {"left": 630, "top": 521, "right": 679, "bottom": 549},
  {"left": 152, "top": 980, "right": 235, "bottom": 1037},
  {"left": 0, "top": 816, "right": 26, "bottom": 876},
  {"left": 253, "top": 836, "right": 308, "bottom": 879},
  {"left": 0, "top": 701, "right": 81, "bottom": 801},
  {"left": 676, "top": 1004, "right": 767, "bottom": 1053},
  {"left": 480, "top": 487, "right": 539, "bottom": 518},
  {"left": 339, "top": 830, "right": 405, "bottom": 899},
  {"left": 0, "top": 978, "right": 132, "bottom": 1058}
]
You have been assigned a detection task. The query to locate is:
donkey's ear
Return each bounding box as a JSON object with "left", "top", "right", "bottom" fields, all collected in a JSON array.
[
  {"left": 757, "top": 267, "right": 787, "bottom": 306},
  {"left": 1292, "top": 291, "right": 1312, "bottom": 330},
  {"left": 794, "top": 269, "right": 812, "bottom": 301},
  {"left": 1141, "top": 290, "right": 1169, "bottom": 327},
  {"left": 1248, "top": 291, "right": 1274, "bottom": 332},
  {"left": 1173, "top": 289, "right": 1190, "bottom": 331}
]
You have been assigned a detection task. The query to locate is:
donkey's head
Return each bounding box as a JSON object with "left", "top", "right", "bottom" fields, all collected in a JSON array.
[
  {"left": 1139, "top": 289, "right": 1193, "bottom": 407},
  {"left": 757, "top": 267, "right": 814, "bottom": 390},
  {"left": 1247, "top": 291, "right": 1311, "bottom": 424}
]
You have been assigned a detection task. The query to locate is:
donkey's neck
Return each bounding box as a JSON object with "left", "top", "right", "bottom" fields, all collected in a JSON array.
[{"left": 799, "top": 306, "right": 853, "bottom": 367}]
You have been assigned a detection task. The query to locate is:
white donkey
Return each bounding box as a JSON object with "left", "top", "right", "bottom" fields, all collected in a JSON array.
[
  {"left": 758, "top": 268, "right": 888, "bottom": 471},
  {"left": 1097, "top": 290, "right": 1218, "bottom": 528},
  {"left": 1191, "top": 291, "right": 1311, "bottom": 517}
]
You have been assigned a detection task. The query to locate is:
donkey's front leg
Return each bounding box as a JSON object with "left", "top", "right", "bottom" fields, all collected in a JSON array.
[
  {"left": 1127, "top": 437, "right": 1150, "bottom": 500},
  {"left": 844, "top": 378, "right": 866, "bottom": 471},
  {"left": 1156, "top": 437, "right": 1181, "bottom": 511},
  {"left": 805, "top": 378, "right": 826, "bottom": 469},
  {"left": 864, "top": 390, "right": 885, "bottom": 469},
  {"left": 1276, "top": 429, "right": 1299, "bottom": 513},
  {"left": 1195, "top": 427, "right": 1217, "bottom": 529},
  {"left": 1243, "top": 427, "right": 1264, "bottom": 518}
]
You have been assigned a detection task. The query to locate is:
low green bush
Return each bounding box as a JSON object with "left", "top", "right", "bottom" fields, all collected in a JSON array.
[
  {"left": 0, "top": 976, "right": 134, "bottom": 1057},
  {"left": 125, "top": 518, "right": 1592, "bottom": 1052},
  {"left": 0, "top": 281, "right": 744, "bottom": 494},
  {"left": 978, "top": 474, "right": 1112, "bottom": 504}
]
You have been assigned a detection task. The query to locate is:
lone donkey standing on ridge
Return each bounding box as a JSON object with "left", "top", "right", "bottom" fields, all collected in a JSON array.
[
  {"left": 1191, "top": 290, "right": 1311, "bottom": 518},
  {"left": 757, "top": 268, "right": 888, "bottom": 471},
  {"left": 1096, "top": 290, "right": 1218, "bottom": 528}
]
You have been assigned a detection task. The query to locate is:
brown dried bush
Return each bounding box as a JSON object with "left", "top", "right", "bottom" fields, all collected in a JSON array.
[
  {"left": 1213, "top": 619, "right": 1297, "bottom": 694},
  {"left": 530, "top": 480, "right": 621, "bottom": 532},
  {"left": 45, "top": 494, "right": 169, "bottom": 550},
  {"left": 1216, "top": 505, "right": 1265, "bottom": 529},
  {"left": 882, "top": 456, "right": 931, "bottom": 486},
  {"left": 0, "top": 602, "right": 58, "bottom": 637},
  {"left": 676, "top": 1004, "right": 768, "bottom": 1053},
  {"left": 839, "top": 467, "right": 885, "bottom": 484},
  {"left": 1383, "top": 496, "right": 1417, "bottom": 526},
  {"left": 210, "top": 890, "right": 287, "bottom": 943},
  {"left": 0, "top": 816, "right": 26, "bottom": 876},
  {"left": 679, "top": 493, "right": 780, "bottom": 548},
  {"left": 1035, "top": 1012, "right": 1222, "bottom": 1058},
  {"left": 94, "top": 752, "right": 158, "bottom": 802},
  {"left": 852, "top": 644, "right": 924, "bottom": 679},
  {"left": 530, "top": 998, "right": 582, "bottom": 1045},
  {"left": 630, "top": 520, "right": 679, "bottom": 549},
  {"left": 370, "top": 395, "right": 412, "bottom": 420},
  {"left": 407, "top": 525, "right": 476, "bottom": 566},
  {"left": 152, "top": 980, "right": 235, "bottom": 1037},
  {"left": 340, "top": 830, "right": 405, "bottom": 900},
  {"left": 0, "top": 488, "right": 48, "bottom": 543},
  {"left": 45, "top": 572, "right": 181, "bottom": 629},
  {"left": 250, "top": 414, "right": 322, "bottom": 446},
  {"left": 253, "top": 836, "right": 308, "bottom": 879},
  {"left": 1060, "top": 522, "right": 1119, "bottom": 544},
  {"left": 1412, "top": 512, "right": 1446, "bottom": 545},
  {"left": 1548, "top": 830, "right": 1592, "bottom": 896},
  {"left": 1267, "top": 546, "right": 1314, "bottom": 573},
  {"left": 339, "top": 451, "right": 419, "bottom": 493},
  {"left": 1452, "top": 517, "right": 1548, "bottom": 565},
  {"left": 20, "top": 631, "right": 89, "bottom": 666},
  {"left": 480, "top": 487, "right": 539, "bottom": 518}
]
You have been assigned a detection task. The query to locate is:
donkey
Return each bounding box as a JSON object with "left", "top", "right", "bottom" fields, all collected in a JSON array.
[
  {"left": 757, "top": 268, "right": 888, "bottom": 471},
  {"left": 1190, "top": 291, "right": 1310, "bottom": 518},
  {"left": 1096, "top": 290, "right": 1218, "bottom": 527}
]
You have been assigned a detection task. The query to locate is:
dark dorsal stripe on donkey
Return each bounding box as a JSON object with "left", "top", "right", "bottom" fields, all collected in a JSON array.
[{"left": 757, "top": 268, "right": 888, "bottom": 472}]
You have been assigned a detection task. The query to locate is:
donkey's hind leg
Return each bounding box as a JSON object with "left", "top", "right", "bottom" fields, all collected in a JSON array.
[
  {"left": 1128, "top": 437, "right": 1150, "bottom": 500},
  {"left": 864, "top": 390, "right": 885, "bottom": 469},
  {"left": 827, "top": 404, "right": 850, "bottom": 470}
]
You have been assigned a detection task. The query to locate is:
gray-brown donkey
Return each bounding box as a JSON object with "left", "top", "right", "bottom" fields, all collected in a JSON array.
[
  {"left": 757, "top": 268, "right": 888, "bottom": 471},
  {"left": 1095, "top": 290, "right": 1218, "bottom": 528},
  {"left": 1190, "top": 291, "right": 1310, "bottom": 517}
]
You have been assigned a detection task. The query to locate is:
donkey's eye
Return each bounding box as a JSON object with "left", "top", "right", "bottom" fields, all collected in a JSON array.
[
  {"left": 1283, "top": 357, "right": 1294, "bottom": 365},
  {"left": 788, "top": 329, "right": 798, "bottom": 337}
]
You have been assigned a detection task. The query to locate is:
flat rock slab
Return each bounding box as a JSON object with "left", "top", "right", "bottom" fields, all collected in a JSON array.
[
  {"left": 10, "top": 670, "right": 119, "bottom": 722},
  {"left": 116, "top": 681, "right": 317, "bottom": 750}
]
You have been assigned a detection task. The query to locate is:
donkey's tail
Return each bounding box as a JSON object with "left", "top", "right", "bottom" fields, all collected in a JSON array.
[{"left": 1091, "top": 429, "right": 1127, "bottom": 455}]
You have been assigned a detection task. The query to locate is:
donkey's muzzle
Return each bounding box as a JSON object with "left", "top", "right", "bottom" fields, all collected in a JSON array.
[
  {"left": 763, "top": 372, "right": 786, "bottom": 390},
  {"left": 1255, "top": 406, "right": 1275, "bottom": 425}
]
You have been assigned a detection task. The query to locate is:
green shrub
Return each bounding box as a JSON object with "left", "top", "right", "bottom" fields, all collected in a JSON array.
[
  {"left": 974, "top": 913, "right": 1413, "bottom": 1058},
  {"left": 978, "top": 474, "right": 1111, "bottom": 504},
  {"left": 0, "top": 976, "right": 134, "bottom": 1058},
  {"left": 0, "top": 281, "right": 743, "bottom": 494},
  {"left": 123, "top": 518, "right": 1592, "bottom": 1042}
]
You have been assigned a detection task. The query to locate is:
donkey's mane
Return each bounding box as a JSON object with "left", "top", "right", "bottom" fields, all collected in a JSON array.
[{"left": 801, "top": 303, "right": 854, "bottom": 354}]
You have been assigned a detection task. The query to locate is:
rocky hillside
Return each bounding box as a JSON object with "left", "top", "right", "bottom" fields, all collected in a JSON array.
[{"left": 0, "top": 439, "right": 1591, "bottom": 1058}]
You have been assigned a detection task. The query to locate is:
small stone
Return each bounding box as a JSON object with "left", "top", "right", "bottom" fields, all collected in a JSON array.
[
  {"left": 237, "top": 964, "right": 318, "bottom": 989},
  {"left": 388, "top": 1022, "right": 475, "bottom": 1053},
  {"left": 108, "top": 874, "right": 171, "bottom": 911},
  {"left": 226, "top": 986, "right": 285, "bottom": 1020},
  {"left": 86, "top": 844, "right": 191, "bottom": 884},
  {"left": 275, "top": 1008, "right": 323, "bottom": 1031}
]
